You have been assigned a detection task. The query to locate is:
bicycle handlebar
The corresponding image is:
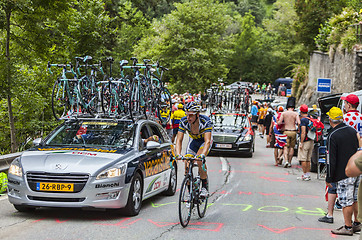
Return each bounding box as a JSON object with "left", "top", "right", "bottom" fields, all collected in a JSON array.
[{"left": 170, "top": 156, "right": 206, "bottom": 171}]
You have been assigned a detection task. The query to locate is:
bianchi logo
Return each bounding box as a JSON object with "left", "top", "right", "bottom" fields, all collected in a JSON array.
[{"left": 95, "top": 182, "right": 120, "bottom": 188}]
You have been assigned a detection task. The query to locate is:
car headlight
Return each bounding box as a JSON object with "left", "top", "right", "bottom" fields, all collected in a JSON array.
[
  {"left": 243, "top": 134, "right": 252, "bottom": 141},
  {"left": 96, "top": 163, "right": 127, "bottom": 180},
  {"left": 9, "top": 158, "right": 23, "bottom": 177},
  {"left": 236, "top": 134, "right": 252, "bottom": 143}
]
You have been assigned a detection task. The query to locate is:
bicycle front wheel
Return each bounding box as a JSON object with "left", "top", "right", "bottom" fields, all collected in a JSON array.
[
  {"left": 179, "top": 177, "right": 192, "bottom": 227},
  {"left": 197, "top": 183, "right": 208, "bottom": 218}
]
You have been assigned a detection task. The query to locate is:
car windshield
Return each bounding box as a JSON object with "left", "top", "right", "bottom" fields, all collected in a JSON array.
[
  {"left": 211, "top": 114, "right": 249, "bottom": 128},
  {"left": 45, "top": 121, "right": 135, "bottom": 149}
]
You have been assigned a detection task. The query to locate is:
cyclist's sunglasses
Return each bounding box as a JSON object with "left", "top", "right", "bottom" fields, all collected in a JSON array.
[{"left": 186, "top": 112, "right": 197, "bottom": 116}]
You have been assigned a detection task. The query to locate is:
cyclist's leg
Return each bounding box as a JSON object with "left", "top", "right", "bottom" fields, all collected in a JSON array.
[
  {"left": 185, "top": 138, "right": 197, "bottom": 175},
  {"left": 196, "top": 139, "right": 212, "bottom": 190}
]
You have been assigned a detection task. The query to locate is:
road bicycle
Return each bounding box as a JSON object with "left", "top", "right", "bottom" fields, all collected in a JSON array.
[
  {"left": 100, "top": 57, "right": 131, "bottom": 117},
  {"left": 49, "top": 57, "right": 104, "bottom": 120},
  {"left": 175, "top": 156, "right": 208, "bottom": 227}
]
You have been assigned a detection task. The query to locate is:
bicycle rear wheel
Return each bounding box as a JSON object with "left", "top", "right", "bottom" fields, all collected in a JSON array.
[
  {"left": 179, "top": 177, "right": 193, "bottom": 227},
  {"left": 81, "top": 76, "right": 99, "bottom": 116},
  {"left": 157, "top": 87, "right": 172, "bottom": 125},
  {"left": 52, "top": 79, "right": 70, "bottom": 120},
  {"left": 101, "top": 82, "right": 116, "bottom": 116}
]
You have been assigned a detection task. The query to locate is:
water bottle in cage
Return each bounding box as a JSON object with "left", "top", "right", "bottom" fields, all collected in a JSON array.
[{"left": 194, "top": 176, "right": 200, "bottom": 192}]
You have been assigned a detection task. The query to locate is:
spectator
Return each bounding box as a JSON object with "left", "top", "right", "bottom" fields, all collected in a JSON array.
[
  {"left": 264, "top": 107, "right": 273, "bottom": 147},
  {"left": 266, "top": 83, "right": 272, "bottom": 100},
  {"left": 345, "top": 150, "right": 362, "bottom": 232},
  {"left": 201, "top": 92, "right": 208, "bottom": 109},
  {"left": 325, "top": 107, "right": 361, "bottom": 236},
  {"left": 270, "top": 106, "right": 286, "bottom": 165},
  {"left": 342, "top": 94, "right": 362, "bottom": 147},
  {"left": 261, "top": 83, "right": 267, "bottom": 97},
  {"left": 278, "top": 101, "right": 300, "bottom": 168},
  {"left": 258, "top": 102, "right": 268, "bottom": 138},
  {"left": 250, "top": 101, "right": 258, "bottom": 127},
  {"left": 171, "top": 104, "right": 186, "bottom": 143},
  {"left": 297, "top": 104, "right": 314, "bottom": 181}
]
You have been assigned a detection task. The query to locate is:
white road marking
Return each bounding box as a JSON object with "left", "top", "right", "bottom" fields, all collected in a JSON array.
[{"left": 220, "top": 156, "right": 228, "bottom": 172}]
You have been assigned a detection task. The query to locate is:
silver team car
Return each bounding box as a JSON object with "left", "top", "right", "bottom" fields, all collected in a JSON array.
[{"left": 7, "top": 118, "right": 177, "bottom": 216}]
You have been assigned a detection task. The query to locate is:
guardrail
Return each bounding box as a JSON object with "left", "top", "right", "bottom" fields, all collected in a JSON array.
[{"left": 0, "top": 152, "right": 22, "bottom": 172}]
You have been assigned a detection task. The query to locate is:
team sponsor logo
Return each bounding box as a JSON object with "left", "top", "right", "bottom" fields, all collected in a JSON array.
[
  {"left": 37, "top": 147, "right": 117, "bottom": 153},
  {"left": 95, "top": 182, "right": 120, "bottom": 188},
  {"left": 146, "top": 176, "right": 161, "bottom": 193},
  {"left": 8, "top": 179, "right": 20, "bottom": 185},
  {"left": 144, "top": 152, "right": 170, "bottom": 177}
]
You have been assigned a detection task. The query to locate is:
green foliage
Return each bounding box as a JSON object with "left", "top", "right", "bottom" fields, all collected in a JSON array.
[
  {"left": 328, "top": 8, "right": 361, "bottom": 50},
  {"left": 315, "top": 7, "right": 362, "bottom": 52},
  {"left": 294, "top": 0, "right": 348, "bottom": 53},
  {"left": 122, "top": 0, "right": 182, "bottom": 19},
  {"left": 236, "top": 0, "right": 266, "bottom": 25},
  {"left": 228, "top": 13, "right": 272, "bottom": 83},
  {"left": 134, "top": 0, "right": 235, "bottom": 93},
  {"left": 314, "top": 22, "right": 332, "bottom": 52},
  {"left": 290, "top": 62, "right": 308, "bottom": 100},
  {"left": 0, "top": 0, "right": 151, "bottom": 152}
]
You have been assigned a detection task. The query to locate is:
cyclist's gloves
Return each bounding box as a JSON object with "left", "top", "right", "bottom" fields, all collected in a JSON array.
[
  {"left": 196, "top": 154, "right": 206, "bottom": 163},
  {"left": 174, "top": 154, "right": 182, "bottom": 160}
]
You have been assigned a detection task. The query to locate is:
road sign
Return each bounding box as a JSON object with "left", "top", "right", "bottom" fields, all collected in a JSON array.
[
  {"left": 317, "top": 78, "right": 332, "bottom": 93},
  {"left": 286, "top": 89, "right": 292, "bottom": 97}
]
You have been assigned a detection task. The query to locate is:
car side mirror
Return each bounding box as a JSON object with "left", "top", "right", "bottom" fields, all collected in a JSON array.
[
  {"left": 33, "top": 138, "right": 43, "bottom": 146},
  {"left": 146, "top": 141, "right": 161, "bottom": 150}
]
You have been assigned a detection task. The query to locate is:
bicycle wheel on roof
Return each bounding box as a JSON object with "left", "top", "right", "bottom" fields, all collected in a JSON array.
[
  {"left": 52, "top": 78, "right": 71, "bottom": 120},
  {"left": 157, "top": 87, "right": 172, "bottom": 125}
]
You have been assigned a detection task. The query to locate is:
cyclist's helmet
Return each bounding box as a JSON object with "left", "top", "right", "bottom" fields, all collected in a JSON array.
[
  {"left": 178, "top": 104, "right": 183, "bottom": 109},
  {"left": 185, "top": 101, "right": 201, "bottom": 112}
]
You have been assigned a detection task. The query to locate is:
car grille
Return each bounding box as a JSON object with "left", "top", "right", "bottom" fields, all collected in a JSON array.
[
  {"left": 27, "top": 196, "right": 86, "bottom": 202},
  {"left": 27, "top": 172, "right": 89, "bottom": 193},
  {"left": 213, "top": 135, "right": 238, "bottom": 143}
]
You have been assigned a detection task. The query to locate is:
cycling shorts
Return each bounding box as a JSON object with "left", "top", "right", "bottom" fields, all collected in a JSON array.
[{"left": 185, "top": 137, "right": 213, "bottom": 156}]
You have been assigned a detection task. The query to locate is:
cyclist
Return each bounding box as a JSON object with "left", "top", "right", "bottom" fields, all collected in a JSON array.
[{"left": 175, "top": 101, "right": 213, "bottom": 198}]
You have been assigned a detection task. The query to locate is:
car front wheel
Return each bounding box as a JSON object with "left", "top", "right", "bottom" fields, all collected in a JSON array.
[
  {"left": 123, "top": 172, "right": 143, "bottom": 216},
  {"left": 164, "top": 163, "right": 177, "bottom": 196}
]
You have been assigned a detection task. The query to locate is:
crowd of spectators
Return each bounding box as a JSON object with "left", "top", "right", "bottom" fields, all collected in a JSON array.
[{"left": 253, "top": 93, "right": 362, "bottom": 236}]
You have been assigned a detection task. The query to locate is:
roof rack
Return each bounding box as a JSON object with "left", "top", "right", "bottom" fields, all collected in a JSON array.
[{"left": 60, "top": 112, "right": 149, "bottom": 123}]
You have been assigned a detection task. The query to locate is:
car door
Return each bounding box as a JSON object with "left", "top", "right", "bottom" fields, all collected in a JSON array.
[
  {"left": 140, "top": 122, "right": 168, "bottom": 199},
  {"left": 150, "top": 123, "right": 173, "bottom": 192}
]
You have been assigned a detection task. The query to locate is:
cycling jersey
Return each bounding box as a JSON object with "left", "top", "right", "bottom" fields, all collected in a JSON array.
[
  {"left": 179, "top": 115, "right": 213, "bottom": 140},
  {"left": 179, "top": 114, "right": 213, "bottom": 156},
  {"left": 344, "top": 110, "right": 362, "bottom": 137}
]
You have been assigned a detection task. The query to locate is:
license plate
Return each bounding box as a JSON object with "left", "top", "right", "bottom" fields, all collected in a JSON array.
[
  {"left": 215, "top": 144, "right": 232, "bottom": 149},
  {"left": 36, "top": 182, "right": 74, "bottom": 192}
]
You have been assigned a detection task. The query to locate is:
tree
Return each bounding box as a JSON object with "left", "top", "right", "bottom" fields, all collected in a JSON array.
[
  {"left": 134, "top": 0, "right": 236, "bottom": 93},
  {"left": 228, "top": 12, "right": 274, "bottom": 83},
  {"left": 263, "top": 0, "right": 308, "bottom": 76},
  {"left": 294, "top": 0, "right": 348, "bottom": 52},
  {"left": 236, "top": 0, "right": 266, "bottom": 25}
]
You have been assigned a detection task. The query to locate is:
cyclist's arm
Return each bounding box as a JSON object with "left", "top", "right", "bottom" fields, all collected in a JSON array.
[
  {"left": 175, "top": 131, "right": 184, "bottom": 156},
  {"left": 201, "top": 132, "right": 212, "bottom": 156}
]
